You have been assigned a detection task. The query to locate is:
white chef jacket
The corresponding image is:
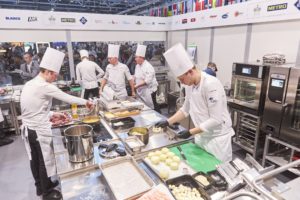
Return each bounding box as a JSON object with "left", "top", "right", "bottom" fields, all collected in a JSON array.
[
  {"left": 76, "top": 59, "right": 104, "bottom": 89},
  {"left": 104, "top": 62, "right": 132, "bottom": 98},
  {"left": 180, "top": 72, "right": 234, "bottom": 162},
  {"left": 21, "top": 75, "right": 87, "bottom": 176},
  {"left": 134, "top": 60, "right": 158, "bottom": 109}
]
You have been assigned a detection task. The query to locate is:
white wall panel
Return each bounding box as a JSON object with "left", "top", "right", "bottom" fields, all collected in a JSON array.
[
  {"left": 249, "top": 20, "right": 300, "bottom": 63},
  {"left": 70, "top": 31, "right": 166, "bottom": 42},
  {"left": 213, "top": 25, "right": 247, "bottom": 85},
  {"left": 187, "top": 28, "right": 211, "bottom": 69},
  {"left": 0, "top": 29, "right": 66, "bottom": 42}
]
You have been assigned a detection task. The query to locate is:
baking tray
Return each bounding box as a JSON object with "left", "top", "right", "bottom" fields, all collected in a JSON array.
[
  {"left": 192, "top": 171, "right": 214, "bottom": 190},
  {"left": 102, "top": 109, "right": 141, "bottom": 121},
  {"left": 99, "top": 156, "right": 154, "bottom": 200},
  {"left": 166, "top": 175, "right": 211, "bottom": 200},
  {"left": 110, "top": 117, "right": 135, "bottom": 130}
]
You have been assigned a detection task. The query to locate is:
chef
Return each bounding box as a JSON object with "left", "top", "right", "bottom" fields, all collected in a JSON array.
[
  {"left": 100, "top": 44, "right": 135, "bottom": 99},
  {"left": 155, "top": 43, "right": 234, "bottom": 162},
  {"left": 0, "top": 88, "right": 13, "bottom": 146},
  {"left": 134, "top": 44, "right": 160, "bottom": 112},
  {"left": 76, "top": 49, "right": 104, "bottom": 99},
  {"left": 21, "top": 48, "right": 93, "bottom": 199}
]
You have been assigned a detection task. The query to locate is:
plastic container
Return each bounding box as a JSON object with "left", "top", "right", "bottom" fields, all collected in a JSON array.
[
  {"left": 207, "top": 170, "right": 228, "bottom": 191},
  {"left": 166, "top": 175, "right": 211, "bottom": 200},
  {"left": 110, "top": 117, "right": 135, "bottom": 130}
]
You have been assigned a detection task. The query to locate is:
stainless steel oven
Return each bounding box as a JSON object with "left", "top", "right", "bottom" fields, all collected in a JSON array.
[
  {"left": 262, "top": 64, "right": 300, "bottom": 146},
  {"left": 228, "top": 63, "right": 270, "bottom": 115}
]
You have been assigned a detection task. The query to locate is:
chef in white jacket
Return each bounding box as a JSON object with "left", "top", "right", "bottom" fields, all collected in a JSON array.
[
  {"left": 134, "top": 44, "right": 160, "bottom": 112},
  {"left": 21, "top": 48, "right": 93, "bottom": 199},
  {"left": 155, "top": 43, "right": 234, "bottom": 162},
  {"left": 100, "top": 44, "right": 135, "bottom": 99},
  {"left": 76, "top": 49, "right": 104, "bottom": 99}
]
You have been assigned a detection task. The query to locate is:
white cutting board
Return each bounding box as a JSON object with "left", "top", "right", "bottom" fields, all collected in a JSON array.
[{"left": 144, "top": 157, "right": 195, "bottom": 180}]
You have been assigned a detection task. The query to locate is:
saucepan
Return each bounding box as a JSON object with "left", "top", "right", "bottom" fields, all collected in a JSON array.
[{"left": 128, "top": 127, "right": 149, "bottom": 145}]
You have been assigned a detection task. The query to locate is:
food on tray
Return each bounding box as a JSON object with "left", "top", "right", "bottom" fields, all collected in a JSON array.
[
  {"left": 154, "top": 150, "right": 162, "bottom": 156},
  {"left": 159, "top": 154, "right": 168, "bottom": 162},
  {"left": 166, "top": 152, "right": 175, "bottom": 158},
  {"left": 104, "top": 112, "right": 115, "bottom": 119},
  {"left": 162, "top": 147, "right": 170, "bottom": 154},
  {"left": 152, "top": 126, "right": 162, "bottom": 133},
  {"left": 148, "top": 152, "right": 155, "bottom": 158},
  {"left": 151, "top": 156, "right": 160, "bottom": 165},
  {"left": 170, "top": 162, "right": 179, "bottom": 171},
  {"left": 137, "top": 187, "right": 172, "bottom": 200},
  {"left": 159, "top": 169, "right": 170, "bottom": 180},
  {"left": 50, "top": 113, "right": 71, "bottom": 127},
  {"left": 114, "top": 121, "right": 124, "bottom": 126},
  {"left": 172, "top": 156, "right": 181, "bottom": 163},
  {"left": 165, "top": 158, "right": 173, "bottom": 166},
  {"left": 168, "top": 184, "right": 204, "bottom": 200},
  {"left": 195, "top": 175, "right": 210, "bottom": 186}
]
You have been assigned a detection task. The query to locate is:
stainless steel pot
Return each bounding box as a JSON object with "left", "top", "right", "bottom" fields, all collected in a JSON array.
[
  {"left": 128, "top": 127, "right": 149, "bottom": 145},
  {"left": 64, "top": 124, "right": 94, "bottom": 163}
]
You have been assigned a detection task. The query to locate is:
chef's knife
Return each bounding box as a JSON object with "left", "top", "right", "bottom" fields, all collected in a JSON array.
[{"left": 177, "top": 146, "right": 187, "bottom": 162}]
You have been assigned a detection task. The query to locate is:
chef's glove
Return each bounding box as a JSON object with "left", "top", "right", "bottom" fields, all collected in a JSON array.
[
  {"left": 177, "top": 130, "right": 192, "bottom": 139},
  {"left": 155, "top": 120, "right": 169, "bottom": 128}
]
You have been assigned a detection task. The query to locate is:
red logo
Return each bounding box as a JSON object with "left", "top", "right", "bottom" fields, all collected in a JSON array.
[
  {"left": 234, "top": 11, "right": 243, "bottom": 17},
  {"left": 191, "top": 18, "right": 196, "bottom": 22},
  {"left": 182, "top": 19, "right": 188, "bottom": 24}
]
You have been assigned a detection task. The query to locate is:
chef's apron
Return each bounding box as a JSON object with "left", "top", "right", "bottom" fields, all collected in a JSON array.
[
  {"left": 105, "top": 82, "right": 127, "bottom": 100},
  {"left": 194, "top": 129, "right": 234, "bottom": 162},
  {"left": 0, "top": 108, "right": 4, "bottom": 122}
]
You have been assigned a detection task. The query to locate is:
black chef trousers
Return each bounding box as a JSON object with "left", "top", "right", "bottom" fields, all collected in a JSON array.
[
  {"left": 151, "top": 91, "right": 161, "bottom": 113},
  {"left": 28, "top": 129, "right": 53, "bottom": 195},
  {"left": 84, "top": 87, "right": 99, "bottom": 100}
]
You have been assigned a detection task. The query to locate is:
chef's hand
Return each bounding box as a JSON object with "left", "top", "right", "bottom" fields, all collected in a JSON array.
[
  {"left": 155, "top": 120, "right": 169, "bottom": 128},
  {"left": 0, "top": 88, "right": 6, "bottom": 94},
  {"left": 176, "top": 130, "right": 192, "bottom": 139},
  {"left": 131, "top": 91, "right": 136, "bottom": 97},
  {"left": 86, "top": 100, "right": 94, "bottom": 110}
]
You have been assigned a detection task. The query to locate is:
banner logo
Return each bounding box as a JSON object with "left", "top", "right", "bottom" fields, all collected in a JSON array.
[
  {"left": 28, "top": 17, "right": 37, "bottom": 22},
  {"left": 61, "top": 18, "right": 76, "bottom": 23},
  {"left": 80, "top": 17, "right": 87, "bottom": 24},
  {"left": 267, "top": 3, "right": 288, "bottom": 12}
]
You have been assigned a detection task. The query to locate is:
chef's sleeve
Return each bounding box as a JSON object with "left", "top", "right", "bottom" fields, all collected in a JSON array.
[
  {"left": 144, "top": 66, "right": 155, "bottom": 85},
  {"left": 199, "top": 83, "right": 224, "bottom": 132},
  {"left": 124, "top": 65, "right": 133, "bottom": 80},
  {"left": 75, "top": 65, "right": 81, "bottom": 82},
  {"left": 103, "top": 68, "right": 109, "bottom": 80},
  {"left": 179, "top": 98, "right": 190, "bottom": 117},
  {"left": 45, "top": 84, "right": 87, "bottom": 105},
  {"left": 95, "top": 64, "right": 104, "bottom": 79}
]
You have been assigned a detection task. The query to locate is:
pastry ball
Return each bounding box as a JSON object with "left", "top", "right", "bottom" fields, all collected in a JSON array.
[
  {"left": 165, "top": 158, "right": 173, "bottom": 166},
  {"left": 170, "top": 162, "right": 179, "bottom": 170},
  {"left": 173, "top": 156, "right": 181, "bottom": 163},
  {"left": 166, "top": 152, "right": 175, "bottom": 158},
  {"left": 151, "top": 156, "right": 160, "bottom": 165},
  {"left": 159, "top": 154, "right": 168, "bottom": 162},
  {"left": 161, "top": 147, "right": 170, "bottom": 154},
  {"left": 159, "top": 169, "right": 169, "bottom": 180}
]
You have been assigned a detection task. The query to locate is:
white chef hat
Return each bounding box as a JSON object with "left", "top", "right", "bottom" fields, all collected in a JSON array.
[
  {"left": 135, "top": 44, "right": 147, "bottom": 57},
  {"left": 163, "top": 43, "right": 194, "bottom": 77},
  {"left": 79, "top": 49, "right": 89, "bottom": 58},
  {"left": 40, "top": 47, "right": 65, "bottom": 73},
  {"left": 107, "top": 44, "right": 120, "bottom": 58}
]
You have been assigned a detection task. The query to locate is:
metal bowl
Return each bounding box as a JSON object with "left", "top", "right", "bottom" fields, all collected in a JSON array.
[{"left": 128, "top": 127, "right": 149, "bottom": 145}]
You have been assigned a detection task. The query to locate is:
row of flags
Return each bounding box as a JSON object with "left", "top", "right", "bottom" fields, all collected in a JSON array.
[{"left": 149, "top": 0, "right": 248, "bottom": 17}]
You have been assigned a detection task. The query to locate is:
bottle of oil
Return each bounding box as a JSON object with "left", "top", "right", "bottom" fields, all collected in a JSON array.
[{"left": 71, "top": 103, "right": 78, "bottom": 119}]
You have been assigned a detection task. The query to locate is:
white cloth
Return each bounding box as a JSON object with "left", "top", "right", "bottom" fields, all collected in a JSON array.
[
  {"left": 107, "top": 44, "right": 120, "bottom": 58},
  {"left": 104, "top": 62, "right": 132, "bottom": 99},
  {"left": 79, "top": 49, "right": 89, "bottom": 58},
  {"left": 136, "top": 44, "right": 147, "bottom": 57},
  {"left": 20, "top": 75, "right": 87, "bottom": 177},
  {"left": 76, "top": 59, "right": 104, "bottom": 89},
  {"left": 180, "top": 72, "right": 234, "bottom": 162},
  {"left": 163, "top": 43, "right": 194, "bottom": 77},
  {"left": 134, "top": 60, "right": 158, "bottom": 109},
  {"left": 40, "top": 48, "right": 65, "bottom": 73}
]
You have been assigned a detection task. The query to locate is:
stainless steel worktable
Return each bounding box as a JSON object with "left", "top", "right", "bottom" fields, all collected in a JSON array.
[{"left": 52, "top": 109, "right": 191, "bottom": 199}]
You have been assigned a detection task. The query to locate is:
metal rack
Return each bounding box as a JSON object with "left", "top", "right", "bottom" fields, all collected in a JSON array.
[
  {"left": 262, "top": 135, "right": 300, "bottom": 175},
  {"left": 231, "top": 109, "right": 264, "bottom": 159}
]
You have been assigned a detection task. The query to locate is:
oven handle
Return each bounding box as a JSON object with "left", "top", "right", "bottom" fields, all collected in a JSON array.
[{"left": 281, "top": 103, "right": 290, "bottom": 115}]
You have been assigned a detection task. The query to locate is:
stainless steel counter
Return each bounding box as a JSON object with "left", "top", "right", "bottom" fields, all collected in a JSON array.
[{"left": 53, "top": 108, "right": 191, "bottom": 199}]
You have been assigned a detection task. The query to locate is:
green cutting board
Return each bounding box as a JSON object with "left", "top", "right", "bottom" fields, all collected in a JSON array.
[
  {"left": 70, "top": 87, "right": 82, "bottom": 92},
  {"left": 170, "top": 142, "right": 221, "bottom": 173}
]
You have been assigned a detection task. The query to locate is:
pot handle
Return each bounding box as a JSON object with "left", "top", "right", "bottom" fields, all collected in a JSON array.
[{"left": 81, "top": 134, "right": 92, "bottom": 139}]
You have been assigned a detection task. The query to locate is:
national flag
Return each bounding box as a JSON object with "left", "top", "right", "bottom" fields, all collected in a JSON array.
[
  {"left": 187, "top": 0, "right": 193, "bottom": 12},
  {"left": 173, "top": 3, "right": 177, "bottom": 15},
  {"left": 163, "top": 6, "right": 168, "bottom": 17},
  {"left": 212, "top": 0, "right": 217, "bottom": 8}
]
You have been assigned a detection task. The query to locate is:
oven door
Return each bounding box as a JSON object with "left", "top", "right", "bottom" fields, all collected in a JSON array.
[
  {"left": 231, "top": 76, "right": 262, "bottom": 111},
  {"left": 280, "top": 68, "right": 300, "bottom": 145}
]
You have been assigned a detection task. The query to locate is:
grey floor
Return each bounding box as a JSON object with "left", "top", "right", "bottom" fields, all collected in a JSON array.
[{"left": 0, "top": 136, "right": 39, "bottom": 200}]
